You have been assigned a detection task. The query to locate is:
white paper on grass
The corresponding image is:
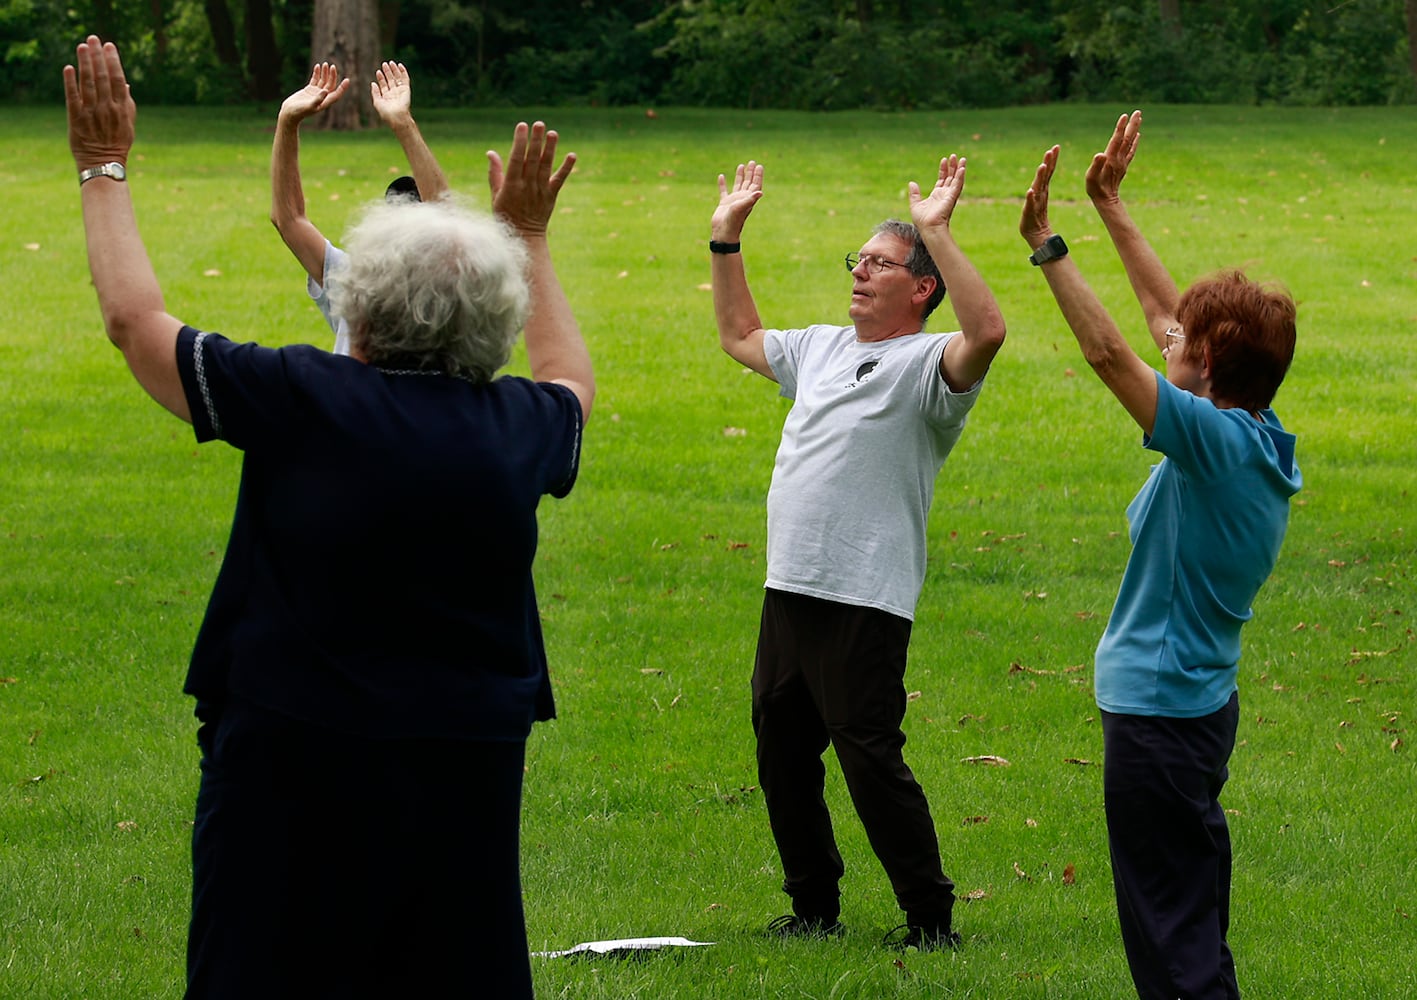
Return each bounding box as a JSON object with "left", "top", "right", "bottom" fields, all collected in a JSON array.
[{"left": 533, "top": 936, "right": 714, "bottom": 959}]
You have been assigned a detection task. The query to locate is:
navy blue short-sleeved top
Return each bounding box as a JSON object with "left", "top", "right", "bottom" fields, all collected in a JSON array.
[{"left": 175, "top": 326, "right": 583, "bottom": 741}]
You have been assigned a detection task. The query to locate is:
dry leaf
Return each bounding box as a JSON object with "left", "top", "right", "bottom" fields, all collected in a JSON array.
[
  {"left": 1013, "top": 861, "right": 1031, "bottom": 881},
  {"left": 962, "top": 815, "right": 990, "bottom": 826},
  {"left": 1062, "top": 863, "right": 1076, "bottom": 885},
  {"left": 1063, "top": 757, "right": 1096, "bottom": 766},
  {"left": 962, "top": 889, "right": 990, "bottom": 902},
  {"left": 906, "top": 690, "right": 922, "bottom": 701},
  {"left": 961, "top": 755, "right": 1011, "bottom": 767},
  {"left": 640, "top": 668, "right": 663, "bottom": 675},
  {"left": 722, "top": 427, "right": 746, "bottom": 437}
]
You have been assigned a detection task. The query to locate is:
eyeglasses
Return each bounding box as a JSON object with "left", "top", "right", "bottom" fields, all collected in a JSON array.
[
  {"left": 1163, "top": 327, "right": 1185, "bottom": 356},
  {"left": 844, "top": 252, "right": 908, "bottom": 274}
]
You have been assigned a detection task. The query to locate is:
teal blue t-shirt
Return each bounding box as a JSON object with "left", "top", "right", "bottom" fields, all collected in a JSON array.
[{"left": 1094, "top": 373, "right": 1301, "bottom": 718}]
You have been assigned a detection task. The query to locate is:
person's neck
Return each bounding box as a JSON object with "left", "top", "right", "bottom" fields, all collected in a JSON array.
[{"left": 854, "top": 322, "right": 922, "bottom": 344}]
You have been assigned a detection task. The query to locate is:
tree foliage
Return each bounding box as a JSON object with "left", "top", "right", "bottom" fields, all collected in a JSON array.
[{"left": 4, "top": 0, "right": 1415, "bottom": 107}]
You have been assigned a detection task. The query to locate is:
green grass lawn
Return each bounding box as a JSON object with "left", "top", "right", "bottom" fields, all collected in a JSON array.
[{"left": 1, "top": 101, "right": 1413, "bottom": 997}]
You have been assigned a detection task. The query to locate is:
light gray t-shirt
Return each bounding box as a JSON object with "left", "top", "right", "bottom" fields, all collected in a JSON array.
[
  {"left": 308, "top": 240, "right": 351, "bottom": 356},
  {"left": 762, "top": 324, "right": 983, "bottom": 620}
]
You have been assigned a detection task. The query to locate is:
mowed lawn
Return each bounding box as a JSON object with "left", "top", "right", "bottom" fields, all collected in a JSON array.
[{"left": 1, "top": 101, "right": 1413, "bottom": 997}]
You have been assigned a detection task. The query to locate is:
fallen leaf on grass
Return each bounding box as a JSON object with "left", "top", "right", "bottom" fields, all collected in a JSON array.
[
  {"left": 1010, "top": 662, "right": 1055, "bottom": 676},
  {"left": 0, "top": 677, "right": 18, "bottom": 685},
  {"left": 1062, "top": 863, "right": 1076, "bottom": 885},
  {"left": 1013, "top": 862, "right": 1031, "bottom": 881},
  {"left": 722, "top": 426, "right": 746, "bottom": 437},
  {"left": 640, "top": 668, "right": 663, "bottom": 675},
  {"left": 961, "top": 755, "right": 1011, "bottom": 766},
  {"left": 962, "top": 888, "right": 990, "bottom": 902},
  {"left": 117, "top": 821, "right": 137, "bottom": 832},
  {"left": 1063, "top": 758, "right": 1096, "bottom": 766},
  {"left": 906, "top": 690, "right": 922, "bottom": 701},
  {"left": 962, "top": 815, "right": 990, "bottom": 826}
]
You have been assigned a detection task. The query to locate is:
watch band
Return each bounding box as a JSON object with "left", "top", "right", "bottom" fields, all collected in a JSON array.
[
  {"left": 1028, "top": 234, "right": 1067, "bottom": 266},
  {"left": 709, "top": 240, "right": 741, "bottom": 255},
  {"left": 79, "top": 162, "right": 127, "bottom": 186}
]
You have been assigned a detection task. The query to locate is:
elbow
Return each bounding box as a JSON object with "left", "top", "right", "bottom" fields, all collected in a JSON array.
[
  {"left": 1082, "top": 338, "right": 1129, "bottom": 381},
  {"left": 978, "top": 317, "right": 1007, "bottom": 355}
]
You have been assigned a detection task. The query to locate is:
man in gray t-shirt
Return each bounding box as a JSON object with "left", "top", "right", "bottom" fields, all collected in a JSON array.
[{"left": 710, "top": 156, "right": 1006, "bottom": 950}]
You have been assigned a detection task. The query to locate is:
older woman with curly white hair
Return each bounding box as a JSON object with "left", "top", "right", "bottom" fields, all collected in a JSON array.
[{"left": 66, "top": 36, "right": 592, "bottom": 1000}]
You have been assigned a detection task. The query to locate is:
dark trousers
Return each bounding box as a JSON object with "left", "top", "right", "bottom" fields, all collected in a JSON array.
[
  {"left": 186, "top": 699, "right": 532, "bottom": 1000},
  {"left": 751, "top": 589, "right": 954, "bottom": 924},
  {"left": 1102, "top": 693, "right": 1241, "bottom": 1000}
]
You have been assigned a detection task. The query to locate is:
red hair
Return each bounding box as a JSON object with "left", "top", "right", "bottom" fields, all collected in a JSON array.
[{"left": 1176, "top": 270, "right": 1296, "bottom": 411}]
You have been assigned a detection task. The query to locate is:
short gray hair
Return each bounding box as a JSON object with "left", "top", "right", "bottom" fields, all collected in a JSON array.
[
  {"left": 329, "top": 197, "right": 530, "bottom": 382},
  {"left": 874, "top": 219, "right": 947, "bottom": 322}
]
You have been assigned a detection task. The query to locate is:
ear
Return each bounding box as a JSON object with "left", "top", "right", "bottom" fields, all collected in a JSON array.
[{"left": 912, "top": 274, "right": 937, "bottom": 309}]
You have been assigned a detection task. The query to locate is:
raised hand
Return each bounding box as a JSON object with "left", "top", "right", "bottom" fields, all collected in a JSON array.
[
  {"left": 488, "top": 121, "right": 576, "bottom": 237},
  {"left": 711, "top": 161, "right": 764, "bottom": 242},
  {"left": 908, "top": 154, "right": 966, "bottom": 231},
  {"left": 371, "top": 62, "right": 412, "bottom": 127},
  {"left": 64, "top": 35, "right": 136, "bottom": 170},
  {"left": 279, "top": 63, "right": 350, "bottom": 125},
  {"left": 1085, "top": 110, "right": 1141, "bottom": 206},
  {"left": 1020, "top": 145, "right": 1061, "bottom": 247}
]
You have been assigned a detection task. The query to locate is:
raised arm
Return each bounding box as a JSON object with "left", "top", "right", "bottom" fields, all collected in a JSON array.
[
  {"left": 1022, "top": 145, "right": 1157, "bottom": 434},
  {"left": 488, "top": 121, "right": 594, "bottom": 422},
  {"left": 710, "top": 161, "right": 774, "bottom": 380},
  {"left": 908, "top": 155, "right": 1006, "bottom": 393},
  {"left": 1085, "top": 110, "right": 1179, "bottom": 353},
  {"left": 271, "top": 63, "right": 351, "bottom": 285},
  {"left": 371, "top": 62, "right": 449, "bottom": 202},
  {"left": 66, "top": 36, "right": 189, "bottom": 422}
]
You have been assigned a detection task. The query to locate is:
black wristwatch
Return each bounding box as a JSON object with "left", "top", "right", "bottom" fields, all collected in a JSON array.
[{"left": 1028, "top": 234, "right": 1068, "bottom": 266}]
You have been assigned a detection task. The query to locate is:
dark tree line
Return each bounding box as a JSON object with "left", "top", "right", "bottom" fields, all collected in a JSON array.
[{"left": 4, "top": 0, "right": 1415, "bottom": 110}]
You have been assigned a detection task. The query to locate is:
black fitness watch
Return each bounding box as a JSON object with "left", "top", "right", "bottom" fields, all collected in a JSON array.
[{"left": 1028, "top": 234, "right": 1068, "bottom": 266}]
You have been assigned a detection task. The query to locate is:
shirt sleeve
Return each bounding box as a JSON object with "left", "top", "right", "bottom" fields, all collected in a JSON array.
[
  {"left": 916, "top": 331, "right": 981, "bottom": 430},
  {"left": 535, "top": 381, "right": 584, "bottom": 499},
  {"left": 176, "top": 326, "right": 301, "bottom": 449},
  {"left": 1145, "top": 372, "right": 1250, "bottom": 482},
  {"left": 310, "top": 242, "right": 352, "bottom": 355},
  {"left": 763, "top": 326, "right": 815, "bottom": 399}
]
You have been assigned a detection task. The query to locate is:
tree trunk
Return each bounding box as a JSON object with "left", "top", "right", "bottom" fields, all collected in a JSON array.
[
  {"left": 379, "top": 0, "right": 401, "bottom": 50},
  {"left": 1407, "top": 0, "right": 1417, "bottom": 88},
  {"left": 245, "top": 0, "right": 284, "bottom": 101},
  {"left": 1159, "top": 0, "right": 1182, "bottom": 40},
  {"left": 150, "top": 0, "right": 169, "bottom": 59},
  {"left": 203, "top": 0, "right": 244, "bottom": 82},
  {"left": 311, "top": 0, "right": 381, "bottom": 129}
]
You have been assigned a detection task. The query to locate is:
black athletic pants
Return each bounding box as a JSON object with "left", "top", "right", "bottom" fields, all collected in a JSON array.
[
  {"left": 1102, "top": 692, "right": 1241, "bottom": 1000},
  {"left": 751, "top": 588, "right": 955, "bottom": 925},
  {"left": 185, "top": 698, "right": 532, "bottom": 999}
]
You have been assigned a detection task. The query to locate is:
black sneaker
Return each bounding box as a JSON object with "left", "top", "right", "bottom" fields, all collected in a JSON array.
[
  {"left": 766, "top": 914, "right": 845, "bottom": 939},
  {"left": 882, "top": 921, "right": 962, "bottom": 951}
]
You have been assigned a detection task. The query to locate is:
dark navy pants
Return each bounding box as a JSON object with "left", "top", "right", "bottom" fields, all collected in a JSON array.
[
  {"left": 186, "top": 698, "right": 531, "bottom": 999},
  {"left": 1102, "top": 692, "right": 1241, "bottom": 1000},
  {"left": 751, "top": 589, "right": 955, "bottom": 925}
]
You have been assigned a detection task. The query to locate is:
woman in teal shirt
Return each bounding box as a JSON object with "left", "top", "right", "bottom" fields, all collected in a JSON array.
[{"left": 1019, "top": 112, "right": 1300, "bottom": 1000}]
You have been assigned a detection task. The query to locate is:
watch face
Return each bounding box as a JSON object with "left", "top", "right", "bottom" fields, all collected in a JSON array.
[{"left": 106, "top": 162, "right": 126, "bottom": 180}]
